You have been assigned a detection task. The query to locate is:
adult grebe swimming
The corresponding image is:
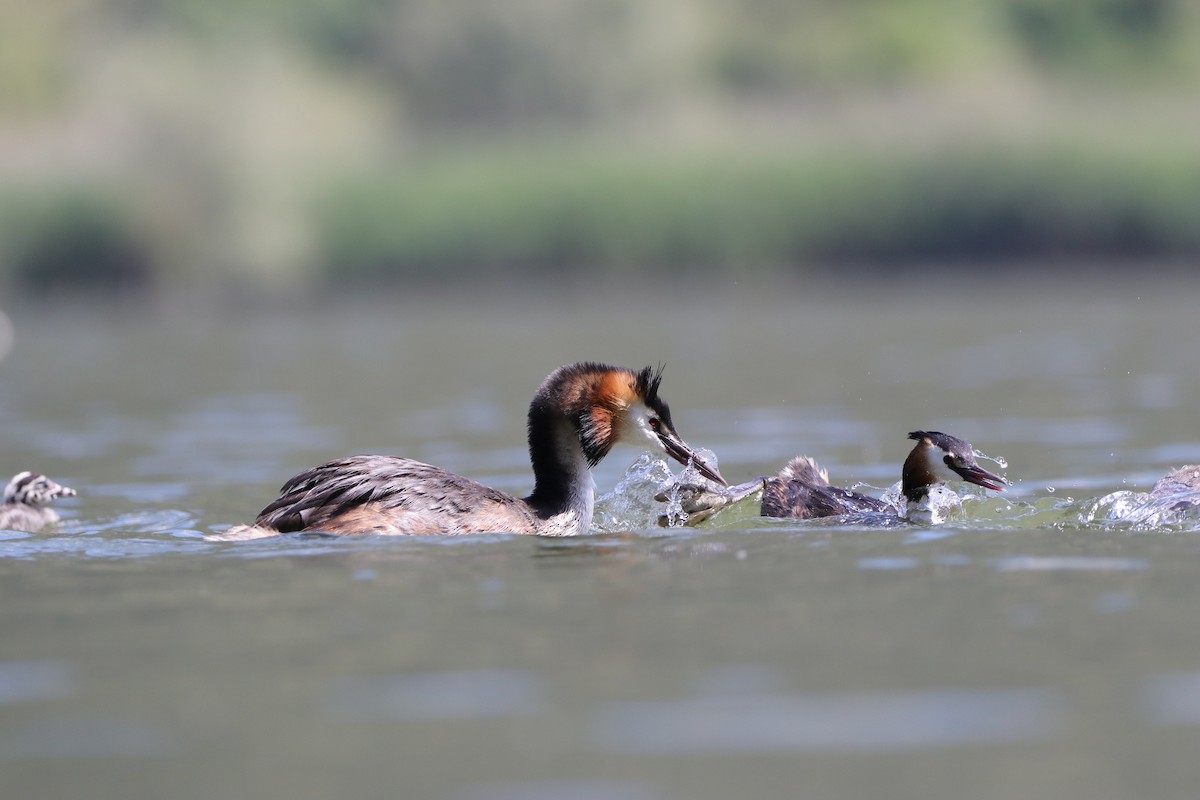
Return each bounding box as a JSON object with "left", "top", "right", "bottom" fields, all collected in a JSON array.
[
  {"left": 225, "top": 362, "right": 724, "bottom": 538},
  {"left": 665, "top": 430, "right": 1006, "bottom": 524},
  {"left": 0, "top": 471, "right": 76, "bottom": 532}
]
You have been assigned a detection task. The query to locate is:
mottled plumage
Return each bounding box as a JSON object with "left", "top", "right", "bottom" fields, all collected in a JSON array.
[
  {"left": 761, "top": 456, "right": 892, "bottom": 519},
  {"left": 256, "top": 456, "right": 544, "bottom": 535},
  {"left": 1152, "top": 465, "right": 1200, "bottom": 495},
  {"left": 1150, "top": 465, "right": 1200, "bottom": 512},
  {"left": 0, "top": 471, "right": 76, "bottom": 532}
]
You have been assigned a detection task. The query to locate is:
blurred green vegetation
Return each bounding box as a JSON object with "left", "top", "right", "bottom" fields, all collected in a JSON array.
[
  {"left": 0, "top": 188, "right": 153, "bottom": 294},
  {"left": 314, "top": 147, "right": 1200, "bottom": 283},
  {"left": 1, "top": 0, "right": 1199, "bottom": 295}
]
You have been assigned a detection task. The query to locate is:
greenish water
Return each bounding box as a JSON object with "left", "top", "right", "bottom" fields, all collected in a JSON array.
[{"left": 2, "top": 281, "right": 1200, "bottom": 800}]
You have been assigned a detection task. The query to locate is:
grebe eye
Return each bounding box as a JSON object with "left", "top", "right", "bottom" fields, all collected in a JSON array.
[{"left": 648, "top": 417, "right": 660, "bottom": 431}]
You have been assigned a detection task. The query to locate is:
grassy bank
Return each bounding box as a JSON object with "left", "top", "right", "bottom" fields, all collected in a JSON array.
[
  {"left": 312, "top": 146, "right": 1200, "bottom": 283},
  {"left": 3, "top": 145, "right": 1199, "bottom": 295}
]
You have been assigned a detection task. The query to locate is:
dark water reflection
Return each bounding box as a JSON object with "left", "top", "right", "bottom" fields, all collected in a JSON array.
[{"left": 3, "top": 284, "right": 1200, "bottom": 799}]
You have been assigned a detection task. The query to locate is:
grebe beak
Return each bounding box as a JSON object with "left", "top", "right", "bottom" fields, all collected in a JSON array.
[
  {"left": 658, "top": 429, "right": 727, "bottom": 486},
  {"left": 951, "top": 462, "right": 1008, "bottom": 492}
]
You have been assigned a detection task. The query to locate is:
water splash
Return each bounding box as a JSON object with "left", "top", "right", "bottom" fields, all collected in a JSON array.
[
  {"left": 878, "top": 481, "right": 904, "bottom": 514},
  {"left": 905, "top": 484, "right": 964, "bottom": 525},
  {"left": 598, "top": 448, "right": 732, "bottom": 531},
  {"left": 1078, "top": 488, "right": 1200, "bottom": 531},
  {"left": 973, "top": 448, "right": 1008, "bottom": 470},
  {"left": 594, "top": 453, "right": 690, "bottom": 532}
]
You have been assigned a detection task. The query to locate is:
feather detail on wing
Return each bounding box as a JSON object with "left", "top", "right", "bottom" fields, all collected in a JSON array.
[
  {"left": 761, "top": 456, "right": 891, "bottom": 519},
  {"left": 255, "top": 455, "right": 538, "bottom": 535}
]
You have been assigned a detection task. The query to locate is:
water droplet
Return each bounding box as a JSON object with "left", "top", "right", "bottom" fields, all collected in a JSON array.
[{"left": 974, "top": 450, "right": 1007, "bottom": 470}]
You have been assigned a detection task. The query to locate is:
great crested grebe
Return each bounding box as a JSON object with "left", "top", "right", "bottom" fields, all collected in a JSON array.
[
  {"left": 0, "top": 471, "right": 76, "bottom": 532},
  {"left": 224, "top": 362, "right": 724, "bottom": 538},
  {"left": 665, "top": 430, "right": 1006, "bottom": 524}
]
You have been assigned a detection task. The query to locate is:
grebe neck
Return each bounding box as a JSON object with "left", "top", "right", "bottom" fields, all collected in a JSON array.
[
  {"left": 901, "top": 442, "right": 940, "bottom": 503},
  {"left": 523, "top": 401, "right": 596, "bottom": 534}
]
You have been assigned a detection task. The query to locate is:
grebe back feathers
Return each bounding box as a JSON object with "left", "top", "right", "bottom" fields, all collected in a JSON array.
[{"left": 761, "top": 455, "right": 893, "bottom": 519}]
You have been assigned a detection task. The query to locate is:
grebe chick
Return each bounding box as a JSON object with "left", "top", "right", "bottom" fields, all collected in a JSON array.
[
  {"left": 665, "top": 430, "right": 1006, "bottom": 524},
  {"left": 0, "top": 471, "right": 76, "bottom": 532},
  {"left": 225, "top": 362, "right": 724, "bottom": 538}
]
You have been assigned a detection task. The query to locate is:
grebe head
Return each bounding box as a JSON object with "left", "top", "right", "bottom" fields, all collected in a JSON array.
[
  {"left": 904, "top": 431, "right": 1007, "bottom": 493},
  {"left": 533, "top": 363, "right": 725, "bottom": 486},
  {"left": 621, "top": 365, "right": 726, "bottom": 486},
  {"left": 3, "top": 471, "right": 76, "bottom": 506}
]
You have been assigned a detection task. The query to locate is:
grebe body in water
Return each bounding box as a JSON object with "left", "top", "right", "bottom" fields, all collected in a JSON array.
[{"left": 226, "top": 363, "right": 723, "bottom": 538}]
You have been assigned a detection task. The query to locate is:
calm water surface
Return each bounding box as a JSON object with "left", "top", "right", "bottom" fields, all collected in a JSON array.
[{"left": 2, "top": 282, "right": 1200, "bottom": 800}]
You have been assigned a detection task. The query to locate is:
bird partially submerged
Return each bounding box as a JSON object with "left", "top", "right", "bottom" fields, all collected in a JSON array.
[
  {"left": 1082, "top": 463, "right": 1200, "bottom": 528},
  {"left": 1149, "top": 465, "right": 1200, "bottom": 512},
  {"left": 663, "top": 430, "right": 1007, "bottom": 525},
  {"left": 223, "top": 362, "right": 724, "bottom": 538},
  {"left": 0, "top": 471, "right": 76, "bottom": 532}
]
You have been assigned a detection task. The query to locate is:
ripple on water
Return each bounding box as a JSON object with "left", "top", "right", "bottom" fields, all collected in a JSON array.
[
  {"left": 0, "top": 660, "right": 76, "bottom": 705},
  {"left": 591, "top": 687, "right": 1063, "bottom": 754},
  {"left": 453, "top": 781, "right": 671, "bottom": 800},
  {"left": 328, "top": 669, "right": 549, "bottom": 720},
  {"left": 857, "top": 557, "right": 920, "bottom": 571},
  {"left": 904, "top": 529, "right": 959, "bottom": 544},
  {"left": 1141, "top": 672, "right": 1200, "bottom": 727},
  {"left": 0, "top": 531, "right": 211, "bottom": 561},
  {"left": 992, "top": 556, "right": 1149, "bottom": 572},
  {"left": 0, "top": 716, "right": 175, "bottom": 760}
]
